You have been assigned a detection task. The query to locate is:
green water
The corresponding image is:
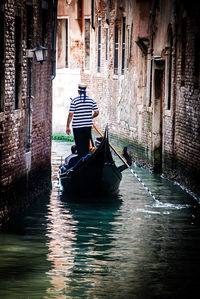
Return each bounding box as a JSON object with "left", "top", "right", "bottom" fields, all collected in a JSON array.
[{"left": 0, "top": 141, "right": 200, "bottom": 298}]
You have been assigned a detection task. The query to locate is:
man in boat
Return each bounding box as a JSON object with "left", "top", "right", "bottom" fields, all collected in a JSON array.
[
  {"left": 64, "top": 144, "right": 78, "bottom": 169},
  {"left": 59, "top": 145, "right": 78, "bottom": 173},
  {"left": 66, "top": 83, "right": 99, "bottom": 158}
]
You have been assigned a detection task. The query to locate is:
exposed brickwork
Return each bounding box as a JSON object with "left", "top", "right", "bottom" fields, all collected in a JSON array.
[
  {"left": 0, "top": 0, "right": 53, "bottom": 200},
  {"left": 172, "top": 13, "right": 200, "bottom": 193}
]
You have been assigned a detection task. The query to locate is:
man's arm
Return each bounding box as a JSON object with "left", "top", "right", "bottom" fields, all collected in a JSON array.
[
  {"left": 66, "top": 112, "right": 74, "bottom": 135},
  {"left": 92, "top": 110, "right": 99, "bottom": 119}
]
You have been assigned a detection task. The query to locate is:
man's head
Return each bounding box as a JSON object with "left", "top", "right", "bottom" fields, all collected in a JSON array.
[
  {"left": 78, "top": 83, "right": 87, "bottom": 94},
  {"left": 78, "top": 83, "right": 87, "bottom": 90},
  {"left": 78, "top": 83, "right": 87, "bottom": 100}
]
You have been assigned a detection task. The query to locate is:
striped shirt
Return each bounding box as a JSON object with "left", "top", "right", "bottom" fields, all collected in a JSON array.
[{"left": 69, "top": 96, "right": 99, "bottom": 128}]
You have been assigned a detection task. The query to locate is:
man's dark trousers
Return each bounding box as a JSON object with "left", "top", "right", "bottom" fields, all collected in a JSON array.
[{"left": 73, "top": 127, "right": 92, "bottom": 158}]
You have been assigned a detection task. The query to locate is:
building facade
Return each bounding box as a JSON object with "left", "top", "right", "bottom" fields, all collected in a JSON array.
[
  {"left": 55, "top": 0, "right": 200, "bottom": 197},
  {"left": 0, "top": 0, "right": 54, "bottom": 206}
]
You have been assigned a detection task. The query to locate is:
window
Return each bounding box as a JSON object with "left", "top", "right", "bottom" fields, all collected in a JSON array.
[
  {"left": 15, "top": 10, "right": 22, "bottom": 110},
  {"left": 97, "top": 19, "right": 101, "bottom": 72},
  {"left": 91, "top": 0, "right": 95, "bottom": 29},
  {"left": 41, "top": 0, "right": 48, "bottom": 48},
  {"left": 26, "top": 3, "right": 33, "bottom": 49},
  {"left": 77, "top": 0, "right": 83, "bottom": 31},
  {"left": 167, "top": 28, "right": 173, "bottom": 110},
  {"left": 114, "top": 24, "right": 119, "bottom": 75},
  {"left": 84, "top": 18, "right": 90, "bottom": 70},
  {"left": 105, "top": 28, "right": 109, "bottom": 61},
  {"left": 26, "top": 2, "right": 33, "bottom": 152},
  {"left": 127, "top": 28, "right": 130, "bottom": 68},
  {"left": 66, "top": 18, "right": 69, "bottom": 68},
  {"left": 57, "top": 20, "right": 62, "bottom": 67},
  {"left": 148, "top": 59, "right": 153, "bottom": 107},
  {"left": 0, "top": 2, "right": 5, "bottom": 112},
  {"left": 155, "top": 69, "right": 163, "bottom": 99},
  {"left": 121, "top": 17, "right": 126, "bottom": 74},
  {"left": 106, "top": 0, "right": 110, "bottom": 25},
  {"left": 127, "top": 24, "right": 133, "bottom": 69},
  {"left": 57, "top": 19, "right": 69, "bottom": 68}
]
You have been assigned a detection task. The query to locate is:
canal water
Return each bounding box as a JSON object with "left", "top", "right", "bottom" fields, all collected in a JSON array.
[{"left": 0, "top": 140, "right": 200, "bottom": 299}]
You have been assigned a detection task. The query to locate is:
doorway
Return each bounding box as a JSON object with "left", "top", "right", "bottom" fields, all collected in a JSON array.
[{"left": 152, "top": 60, "right": 165, "bottom": 173}]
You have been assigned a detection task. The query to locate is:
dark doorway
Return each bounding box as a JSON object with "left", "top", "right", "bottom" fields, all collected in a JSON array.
[{"left": 152, "top": 61, "right": 164, "bottom": 173}]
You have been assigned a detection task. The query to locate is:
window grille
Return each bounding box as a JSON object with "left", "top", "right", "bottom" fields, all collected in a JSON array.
[
  {"left": 114, "top": 24, "right": 119, "bottom": 75},
  {"left": 121, "top": 17, "right": 126, "bottom": 74},
  {"left": 97, "top": 19, "right": 101, "bottom": 72},
  {"left": 84, "top": 19, "right": 90, "bottom": 70}
]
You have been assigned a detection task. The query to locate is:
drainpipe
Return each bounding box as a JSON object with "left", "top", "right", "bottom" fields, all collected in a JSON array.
[{"left": 51, "top": 0, "right": 58, "bottom": 80}]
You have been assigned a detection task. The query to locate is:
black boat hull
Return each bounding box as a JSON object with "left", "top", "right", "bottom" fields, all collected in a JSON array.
[
  {"left": 59, "top": 162, "right": 122, "bottom": 194},
  {"left": 59, "top": 127, "right": 122, "bottom": 194}
]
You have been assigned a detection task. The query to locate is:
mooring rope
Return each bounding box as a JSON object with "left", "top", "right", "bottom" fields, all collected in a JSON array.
[
  {"left": 93, "top": 123, "right": 159, "bottom": 202},
  {"left": 129, "top": 167, "right": 158, "bottom": 201}
]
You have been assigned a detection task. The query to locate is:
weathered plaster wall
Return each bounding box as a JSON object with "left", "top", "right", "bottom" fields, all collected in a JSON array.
[
  {"left": 82, "top": 0, "right": 148, "bottom": 144},
  {"left": 54, "top": 0, "right": 200, "bottom": 197}
]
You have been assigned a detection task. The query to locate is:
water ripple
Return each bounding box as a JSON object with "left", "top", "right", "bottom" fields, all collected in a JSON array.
[{"left": 0, "top": 141, "right": 200, "bottom": 298}]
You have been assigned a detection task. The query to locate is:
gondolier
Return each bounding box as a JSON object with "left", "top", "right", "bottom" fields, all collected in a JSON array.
[{"left": 66, "top": 83, "right": 99, "bottom": 158}]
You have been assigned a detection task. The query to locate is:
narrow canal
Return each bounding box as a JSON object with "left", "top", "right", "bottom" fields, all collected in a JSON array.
[{"left": 0, "top": 140, "right": 200, "bottom": 299}]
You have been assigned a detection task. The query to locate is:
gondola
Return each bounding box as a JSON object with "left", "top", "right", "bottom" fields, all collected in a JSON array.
[{"left": 59, "top": 126, "right": 130, "bottom": 195}]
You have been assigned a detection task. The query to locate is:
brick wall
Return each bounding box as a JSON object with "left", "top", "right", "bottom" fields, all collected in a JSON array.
[
  {"left": 0, "top": 0, "right": 53, "bottom": 197},
  {"left": 173, "top": 15, "right": 200, "bottom": 188}
]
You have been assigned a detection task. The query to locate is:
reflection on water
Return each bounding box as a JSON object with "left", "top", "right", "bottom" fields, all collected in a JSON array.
[
  {"left": 0, "top": 140, "right": 200, "bottom": 298},
  {"left": 46, "top": 191, "right": 78, "bottom": 298},
  {"left": 46, "top": 192, "right": 123, "bottom": 298}
]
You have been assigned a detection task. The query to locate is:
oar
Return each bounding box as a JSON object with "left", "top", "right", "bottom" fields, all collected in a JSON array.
[{"left": 93, "top": 124, "right": 158, "bottom": 201}]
